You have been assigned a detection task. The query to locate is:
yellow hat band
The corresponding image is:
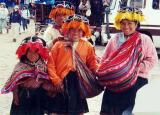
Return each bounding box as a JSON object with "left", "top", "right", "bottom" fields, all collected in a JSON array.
[{"left": 114, "top": 7, "right": 145, "bottom": 30}]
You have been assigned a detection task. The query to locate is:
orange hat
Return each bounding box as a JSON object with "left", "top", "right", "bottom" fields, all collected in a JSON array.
[
  {"left": 49, "top": 1, "right": 75, "bottom": 19},
  {"left": 61, "top": 14, "right": 92, "bottom": 37}
]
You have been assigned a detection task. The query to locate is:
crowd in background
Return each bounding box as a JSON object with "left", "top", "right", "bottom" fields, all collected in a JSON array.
[
  {"left": 34, "top": 0, "right": 111, "bottom": 27},
  {"left": 0, "top": 2, "right": 34, "bottom": 36},
  {"left": 0, "top": 0, "right": 112, "bottom": 44}
]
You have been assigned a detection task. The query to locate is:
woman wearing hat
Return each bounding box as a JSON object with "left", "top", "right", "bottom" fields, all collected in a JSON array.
[
  {"left": 47, "top": 14, "right": 99, "bottom": 115},
  {"left": 43, "top": 1, "right": 75, "bottom": 49},
  {"left": 97, "top": 7, "right": 158, "bottom": 115}
]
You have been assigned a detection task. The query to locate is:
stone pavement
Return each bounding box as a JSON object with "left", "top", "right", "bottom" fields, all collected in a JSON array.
[{"left": 0, "top": 20, "right": 160, "bottom": 115}]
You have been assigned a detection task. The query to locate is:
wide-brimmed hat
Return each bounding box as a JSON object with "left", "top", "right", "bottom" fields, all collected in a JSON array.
[
  {"left": 49, "top": 1, "right": 75, "bottom": 19},
  {"left": 114, "top": 7, "right": 145, "bottom": 30},
  {"left": 61, "top": 14, "right": 91, "bottom": 37}
]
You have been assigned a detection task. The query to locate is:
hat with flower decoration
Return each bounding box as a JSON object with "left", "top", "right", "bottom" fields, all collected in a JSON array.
[
  {"left": 61, "top": 14, "right": 91, "bottom": 37},
  {"left": 114, "top": 7, "right": 145, "bottom": 30},
  {"left": 49, "top": 1, "right": 75, "bottom": 19}
]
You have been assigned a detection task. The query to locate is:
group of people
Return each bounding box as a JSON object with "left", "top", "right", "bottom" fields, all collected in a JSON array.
[
  {"left": 0, "top": 3, "right": 30, "bottom": 42},
  {"left": 9, "top": 5, "right": 30, "bottom": 42},
  {"left": 1, "top": 1, "right": 158, "bottom": 115}
]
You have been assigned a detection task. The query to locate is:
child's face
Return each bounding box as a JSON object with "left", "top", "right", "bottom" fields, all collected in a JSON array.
[
  {"left": 68, "top": 28, "right": 84, "bottom": 41},
  {"left": 54, "top": 14, "right": 66, "bottom": 26},
  {"left": 26, "top": 49, "right": 40, "bottom": 63}
]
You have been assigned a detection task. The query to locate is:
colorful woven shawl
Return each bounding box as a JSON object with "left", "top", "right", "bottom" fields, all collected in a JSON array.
[
  {"left": 1, "top": 59, "right": 49, "bottom": 94},
  {"left": 74, "top": 51, "right": 103, "bottom": 99},
  {"left": 97, "top": 32, "right": 142, "bottom": 92}
]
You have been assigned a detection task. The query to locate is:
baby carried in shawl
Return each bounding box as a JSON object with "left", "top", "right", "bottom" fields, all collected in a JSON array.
[{"left": 97, "top": 32, "right": 143, "bottom": 92}]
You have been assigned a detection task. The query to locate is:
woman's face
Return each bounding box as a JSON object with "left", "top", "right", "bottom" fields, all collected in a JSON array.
[
  {"left": 26, "top": 49, "right": 40, "bottom": 63},
  {"left": 120, "top": 19, "right": 138, "bottom": 36},
  {"left": 68, "top": 28, "right": 84, "bottom": 41}
]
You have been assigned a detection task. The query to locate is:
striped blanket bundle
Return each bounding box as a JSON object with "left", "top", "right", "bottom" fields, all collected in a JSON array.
[
  {"left": 1, "top": 59, "right": 49, "bottom": 94},
  {"left": 97, "top": 32, "right": 142, "bottom": 92},
  {"left": 74, "top": 51, "right": 103, "bottom": 99}
]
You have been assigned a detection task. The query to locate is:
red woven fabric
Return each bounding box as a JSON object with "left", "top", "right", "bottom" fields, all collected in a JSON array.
[
  {"left": 97, "top": 32, "right": 142, "bottom": 92},
  {"left": 1, "top": 59, "right": 49, "bottom": 94}
]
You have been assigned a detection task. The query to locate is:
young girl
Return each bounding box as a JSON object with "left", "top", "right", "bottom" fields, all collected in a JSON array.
[
  {"left": 47, "top": 14, "right": 99, "bottom": 115},
  {"left": 43, "top": 1, "right": 75, "bottom": 49},
  {"left": 1, "top": 36, "right": 54, "bottom": 115}
]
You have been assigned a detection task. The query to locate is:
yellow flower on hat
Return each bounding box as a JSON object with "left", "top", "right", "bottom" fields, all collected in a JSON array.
[{"left": 114, "top": 7, "right": 145, "bottom": 30}]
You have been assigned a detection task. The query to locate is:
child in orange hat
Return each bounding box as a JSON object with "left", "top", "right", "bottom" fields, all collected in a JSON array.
[
  {"left": 43, "top": 1, "right": 75, "bottom": 49},
  {"left": 47, "top": 14, "right": 99, "bottom": 114}
]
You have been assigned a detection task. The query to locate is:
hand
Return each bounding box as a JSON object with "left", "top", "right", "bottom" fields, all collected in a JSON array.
[
  {"left": 49, "top": 37, "right": 65, "bottom": 50},
  {"left": 42, "top": 80, "right": 57, "bottom": 97},
  {"left": 55, "top": 82, "right": 64, "bottom": 93},
  {"left": 42, "top": 80, "right": 56, "bottom": 92},
  {"left": 22, "top": 78, "right": 42, "bottom": 89},
  {"left": 13, "top": 89, "right": 19, "bottom": 105}
]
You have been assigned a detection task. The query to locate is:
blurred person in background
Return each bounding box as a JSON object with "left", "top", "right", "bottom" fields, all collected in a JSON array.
[
  {"left": 28, "top": 3, "right": 36, "bottom": 19},
  {"left": 9, "top": 5, "right": 21, "bottom": 42},
  {"left": 90, "top": 0, "right": 103, "bottom": 27},
  {"left": 0, "top": 2, "right": 9, "bottom": 34},
  {"left": 21, "top": 6, "right": 30, "bottom": 33},
  {"left": 78, "top": 0, "right": 91, "bottom": 17}
]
